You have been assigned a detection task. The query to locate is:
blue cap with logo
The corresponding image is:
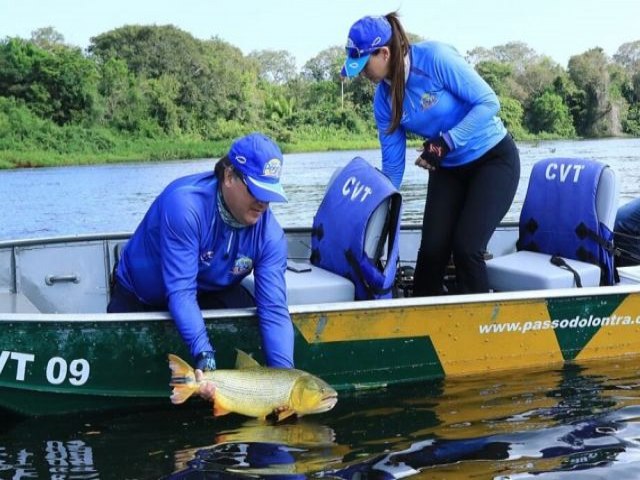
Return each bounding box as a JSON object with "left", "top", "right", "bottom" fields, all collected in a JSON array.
[
  {"left": 341, "top": 16, "right": 392, "bottom": 78},
  {"left": 229, "top": 132, "right": 287, "bottom": 203}
]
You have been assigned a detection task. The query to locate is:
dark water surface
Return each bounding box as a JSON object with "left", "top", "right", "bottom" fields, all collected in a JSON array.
[
  {"left": 2, "top": 138, "right": 640, "bottom": 479},
  {"left": 2, "top": 360, "right": 640, "bottom": 479}
]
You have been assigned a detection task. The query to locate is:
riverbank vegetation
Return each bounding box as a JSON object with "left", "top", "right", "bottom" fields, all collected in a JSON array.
[{"left": 1, "top": 25, "right": 639, "bottom": 168}]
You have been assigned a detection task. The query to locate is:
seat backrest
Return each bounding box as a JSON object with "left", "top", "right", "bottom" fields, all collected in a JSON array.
[
  {"left": 311, "top": 157, "right": 402, "bottom": 300},
  {"left": 319, "top": 160, "right": 396, "bottom": 264},
  {"left": 364, "top": 199, "right": 392, "bottom": 261},
  {"left": 595, "top": 166, "right": 618, "bottom": 230},
  {"left": 518, "top": 157, "right": 618, "bottom": 284}
]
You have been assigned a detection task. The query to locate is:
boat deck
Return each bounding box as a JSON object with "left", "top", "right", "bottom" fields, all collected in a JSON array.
[{"left": 0, "top": 292, "right": 40, "bottom": 313}]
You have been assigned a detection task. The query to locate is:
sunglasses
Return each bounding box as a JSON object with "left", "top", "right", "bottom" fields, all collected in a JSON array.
[
  {"left": 229, "top": 166, "right": 246, "bottom": 183},
  {"left": 238, "top": 173, "right": 249, "bottom": 189},
  {"left": 231, "top": 167, "right": 263, "bottom": 201},
  {"left": 346, "top": 47, "right": 369, "bottom": 59}
]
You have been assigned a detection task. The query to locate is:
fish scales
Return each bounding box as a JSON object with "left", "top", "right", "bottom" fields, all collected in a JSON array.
[{"left": 211, "top": 368, "right": 298, "bottom": 411}]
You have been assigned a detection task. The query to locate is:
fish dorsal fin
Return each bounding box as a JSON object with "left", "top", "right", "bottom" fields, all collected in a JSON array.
[{"left": 235, "top": 349, "right": 260, "bottom": 369}]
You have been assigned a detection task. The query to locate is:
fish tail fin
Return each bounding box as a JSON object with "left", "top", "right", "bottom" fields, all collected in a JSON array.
[{"left": 168, "top": 354, "right": 198, "bottom": 405}]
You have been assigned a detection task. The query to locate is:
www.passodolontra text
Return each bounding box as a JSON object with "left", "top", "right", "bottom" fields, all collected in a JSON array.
[{"left": 479, "top": 314, "right": 640, "bottom": 334}]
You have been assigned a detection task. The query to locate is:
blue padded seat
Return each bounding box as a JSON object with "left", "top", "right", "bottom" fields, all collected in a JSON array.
[{"left": 487, "top": 158, "right": 618, "bottom": 291}]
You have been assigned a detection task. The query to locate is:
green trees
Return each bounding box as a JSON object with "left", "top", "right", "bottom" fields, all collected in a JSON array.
[
  {"left": 248, "top": 49, "right": 297, "bottom": 85},
  {"left": 614, "top": 40, "right": 640, "bottom": 136},
  {"left": 89, "top": 25, "right": 261, "bottom": 136},
  {"left": 528, "top": 91, "right": 576, "bottom": 137},
  {"left": 0, "top": 24, "right": 639, "bottom": 168},
  {"left": 568, "top": 48, "right": 616, "bottom": 136},
  {"left": 0, "top": 37, "right": 98, "bottom": 125},
  {"left": 468, "top": 41, "right": 640, "bottom": 139}
]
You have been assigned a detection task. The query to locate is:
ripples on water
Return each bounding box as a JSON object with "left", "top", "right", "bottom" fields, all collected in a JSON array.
[
  {"left": 1, "top": 138, "right": 640, "bottom": 240},
  {"left": 2, "top": 360, "right": 640, "bottom": 478}
]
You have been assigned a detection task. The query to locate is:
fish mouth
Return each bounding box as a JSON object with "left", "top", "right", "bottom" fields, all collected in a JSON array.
[{"left": 313, "top": 393, "right": 339, "bottom": 413}]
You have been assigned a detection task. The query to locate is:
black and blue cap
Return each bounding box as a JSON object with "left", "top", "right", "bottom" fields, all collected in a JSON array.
[
  {"left": 341, "top": 15, "right": 392, "bottom": 77},
  {"left": 229, "top": 132, "right": 288, "bottom": 203}
]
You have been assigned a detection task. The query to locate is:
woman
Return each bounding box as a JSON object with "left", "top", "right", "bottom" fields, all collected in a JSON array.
[{"left": 342, "top": 13, "right": 520, "bottom": 295}]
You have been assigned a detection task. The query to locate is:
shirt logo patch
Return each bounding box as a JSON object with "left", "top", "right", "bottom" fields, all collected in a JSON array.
[
  {"left": 199, "top": 250, "right": 214, "bottom": 266},
  {"left": 231, "top": 256, "right": 253, "bottom": 275},
  {"left": 420, "top": 93, "right": 437, "bottom": 110}
]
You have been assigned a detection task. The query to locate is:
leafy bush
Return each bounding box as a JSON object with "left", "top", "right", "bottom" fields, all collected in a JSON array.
[
  {"left": 623, "top": 103, "right": 640, "bottom": 135},
  {"left": 527, "top": 91, "right": 576, "bottom": 137}
]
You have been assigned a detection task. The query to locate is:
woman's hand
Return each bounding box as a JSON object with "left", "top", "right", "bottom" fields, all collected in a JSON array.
[
  {"left": 416, "top": 137, "right": 450, "bottom": 171},
  {"left": 415, "top": 156, "right": 438, "bottom": 171}
]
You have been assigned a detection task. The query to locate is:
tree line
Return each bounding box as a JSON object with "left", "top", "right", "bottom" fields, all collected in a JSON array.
[{"left": 1, "top": 24, "right": 639, "bottom": 168}]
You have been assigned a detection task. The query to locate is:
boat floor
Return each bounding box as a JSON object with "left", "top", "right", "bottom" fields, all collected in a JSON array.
[{"left": 0, "top": 292, "right": 40, "bottom": 314}]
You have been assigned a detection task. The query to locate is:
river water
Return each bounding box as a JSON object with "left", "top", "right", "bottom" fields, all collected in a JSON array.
[
  {"left": 1, "top": 138, "right": 640, "bottom": 241},
  {"left": 2, "top": 138, "right": 640, "bottom": 479}
]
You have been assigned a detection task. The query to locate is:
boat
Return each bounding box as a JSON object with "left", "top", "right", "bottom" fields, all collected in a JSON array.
[
  {"left": 2, "top": 224, "right": 640, "bottom": 417},
  {"left": 2, "top": 156, "right": 640, "bottom": 416}
]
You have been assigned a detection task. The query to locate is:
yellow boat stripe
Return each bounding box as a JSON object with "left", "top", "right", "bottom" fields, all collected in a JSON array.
[{"left": 294, "top": 298, "right": 563, "bottom": 376}]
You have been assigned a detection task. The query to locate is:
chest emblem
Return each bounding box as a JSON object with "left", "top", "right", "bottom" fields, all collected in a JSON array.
[
  {"left": 199, "top": 250, "right": 215, "bottom": 266},
  {"left": 420, "top": 92, "right": 437, "bottom": 110},
  {"left": 231, "top": 256, "right": 253, "bottom": 275}
]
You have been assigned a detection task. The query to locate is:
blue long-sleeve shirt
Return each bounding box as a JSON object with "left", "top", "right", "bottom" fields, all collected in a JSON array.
[
  {"left": 116, "top": 171, "right": 294, "bottom": 368},
  {"left": 374, "top": 41, "right": 507, "bottom": 188}
]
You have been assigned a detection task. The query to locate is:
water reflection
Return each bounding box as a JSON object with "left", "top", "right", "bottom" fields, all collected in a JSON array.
[
  {"left": 0, "top": 438, "right": 98, "bottom": 479},
  {"left": 321, "top": 407, "right": 640, "bottom": 479},
  {"left": 170, "top": 420, "right": 347, "bottom": 478},
  {"left": 2, "top": 359, "right": 640, "bottom": 478}
]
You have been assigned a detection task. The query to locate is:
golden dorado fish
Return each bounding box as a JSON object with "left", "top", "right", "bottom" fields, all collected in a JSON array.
[{"left": 168, "top": 350, "right": 338, "bottom": 421}]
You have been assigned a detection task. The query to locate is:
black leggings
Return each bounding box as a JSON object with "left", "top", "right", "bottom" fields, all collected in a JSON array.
[{"left": 413, "top": 134, "right": 520, "bottom": 296}]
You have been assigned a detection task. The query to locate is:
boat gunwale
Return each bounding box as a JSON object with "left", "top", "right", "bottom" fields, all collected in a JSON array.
[
  {"left": 1, "top": 283, "right": 639, "bottom": 323},
  {"left": 1, "top": 223, "right": 517, "bottom": 249},
  {"left": 0, "top": 226, "right": 339, "bottom": 249}
]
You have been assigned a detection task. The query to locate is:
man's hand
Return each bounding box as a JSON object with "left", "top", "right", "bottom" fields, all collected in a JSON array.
[
  {"left": 415, "top": 137, "right": 450, "bottom": 171},
  {"left": 195, "top": 368, "right": 216, "bottom": 401},
  {"left": 194, "top": 351, "right": 217, "bottom": 401}
]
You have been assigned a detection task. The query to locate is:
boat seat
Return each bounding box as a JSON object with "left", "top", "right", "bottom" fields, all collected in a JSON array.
[
  {"left": 365, "top": 199, "right": 391, "bottom": 261},
  {"left": 487, "top": 251, "right": 602, "bottom": 290},
  {"left": 618, "top": 265, "right": 640, "bottom": 285},
  {"left": 487, "top": 158, "right": 619, "bottom": 291},
  {"left": 111, "top": 239, "right": 353, "bottom": 305},
  {"left": 325, "top": 164, "right": 393, "bottom": 264},
  {"left": 310, "top": 158, "right": 402, "bottom": 300},
  {"left": 241, "top": 261, "right": 355, "bottom": 305}
]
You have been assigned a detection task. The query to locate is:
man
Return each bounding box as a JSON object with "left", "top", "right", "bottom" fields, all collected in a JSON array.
[
  {"left": 615, "top": 198, "right": 640, "bottom": 267},
  {"left": 108, "top": 132, "right": 294, "bottom": 374}
]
